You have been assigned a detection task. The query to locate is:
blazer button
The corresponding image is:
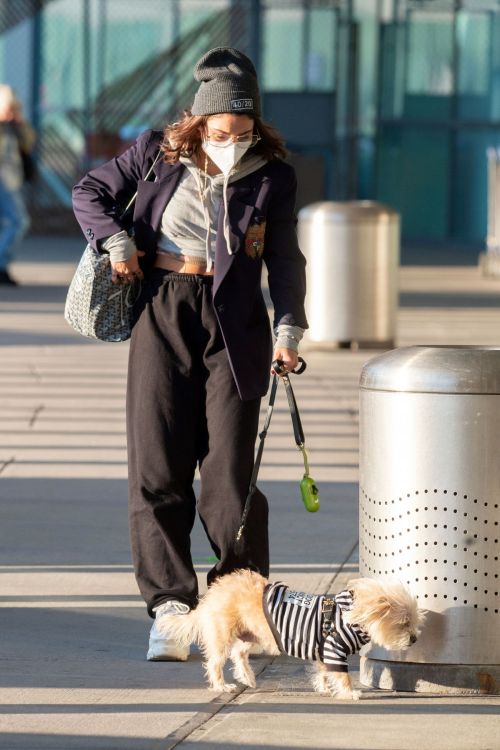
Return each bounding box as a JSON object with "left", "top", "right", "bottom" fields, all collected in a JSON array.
[{"left": 217, "top": 304, "right": 225, "bottom": 313}]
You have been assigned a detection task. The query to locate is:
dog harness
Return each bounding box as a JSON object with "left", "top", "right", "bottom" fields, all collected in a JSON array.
[{"left": 263, "top": 583, "right": 370, "bottom": 672}]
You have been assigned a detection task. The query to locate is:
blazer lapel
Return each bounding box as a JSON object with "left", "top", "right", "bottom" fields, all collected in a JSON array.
[
  {"left": 133, "top": 162, "right": 184, "bottom": 253},
  {"left": 135, "top": 162, "right": 184, "bottom": 230},
  {"left": 152, "top": 156, "right": 178, "bottom": 183},
  {"left": 214, "top": 180, "right": 262, "bottom": 294}
]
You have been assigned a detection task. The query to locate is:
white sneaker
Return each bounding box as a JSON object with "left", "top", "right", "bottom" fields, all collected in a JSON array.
[{"left": 147, "top": 600, "right": 191, "bottom": 662}]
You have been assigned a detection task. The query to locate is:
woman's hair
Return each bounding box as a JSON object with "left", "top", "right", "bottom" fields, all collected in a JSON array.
[{"left": 161, "top": 111, "right": 288, "bottom": 164}]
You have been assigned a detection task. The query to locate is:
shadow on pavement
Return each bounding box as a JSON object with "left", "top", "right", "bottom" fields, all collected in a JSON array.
[
  {"left": 400, "top": 292, "right": 500, "bottom": 308},
  {"left": 0, "top": 478, "right": 131, "bottom": 565},
  {"left": 0, "top": 330, "right": 96, "bottom": 346},
  {"left": 0, "top": 478, "right": 358, "bottom": 566},
  {"left": 0, "top": 606, "right": 201, "bottom": 689},
  {"left": 0, "top": 735, "right": 162, "bottom": 750},
  {"left": 0, "top": 285, "right": 69, "bottom": 303}
]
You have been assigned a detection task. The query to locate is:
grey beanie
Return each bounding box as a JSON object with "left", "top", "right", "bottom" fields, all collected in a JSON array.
[{"left": 191, "top": 47, "right": 261, "bottom": 118}]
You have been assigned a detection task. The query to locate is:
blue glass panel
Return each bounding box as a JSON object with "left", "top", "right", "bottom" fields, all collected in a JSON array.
[
  {"left": 379, "top": 22, "right": 405, "bottom": 120},
  {"left": 306, "top": 8, "right": 336, "bottom": 91},
  {"left": 262, "top": 7, "right": 304, "bottom": 91},
  {"left": 406, "top": 12, "right": 454, "bottom": 97},
  {"left": 457, "top": 12, "right": 491, "bottom": 121},
  {"left": 376, "top": 125, "right": 450, "bottom": 241},
  {"left": 403, "top": 10, "right": 454, "bottom": 122},
  {"left": 491, "top": 12, "right": 500, "bottom": 119},
  {"left": 453, "top": 129, "right": 500, "bottom": 242},
  {"left": 354, "top": 0, "right": 378, "bottom": 137}
]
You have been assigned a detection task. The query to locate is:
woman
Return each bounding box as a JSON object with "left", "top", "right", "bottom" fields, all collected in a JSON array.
[
  {"left": 73, "top": 47, "right": 308, "bottom": 661},
  {"left": 0, "top": 85, "right": 34, "bottom": 285}
]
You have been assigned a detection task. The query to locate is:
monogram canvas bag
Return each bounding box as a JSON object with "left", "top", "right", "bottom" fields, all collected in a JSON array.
[
  {"left": 64, "top": 150, "right": 161, "bottom": 343},
  {"left": 64, "top": 247, "right": 140, "bottom": 342}
]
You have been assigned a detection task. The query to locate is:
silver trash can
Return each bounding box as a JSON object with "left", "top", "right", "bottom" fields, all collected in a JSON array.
[
  {"left": 359, "top": 346, "right": 500, "bottom": 694},
  {"left": 298, "top": 201, "right": 399, "bottom": 348}
]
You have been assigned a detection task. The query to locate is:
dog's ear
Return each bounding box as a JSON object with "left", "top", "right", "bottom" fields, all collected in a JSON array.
[
  {"left": 376, "top": 596, "right": 393, "bottom": 619},
  {"left": 383, "top": 598, "right": 420, "bottom": 626},
  {"left": 376, "top": 594, "right": 413, "bottom": 624}
]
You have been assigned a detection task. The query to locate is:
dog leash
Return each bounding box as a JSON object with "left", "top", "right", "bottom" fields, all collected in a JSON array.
[
  {"left": 274, "top": 359, "right": 320, "bottom": 514},
  {"left": 321, "top": 597, "right": 336, "bottom": 638},
  {"left": 235, "top": 357, "right": 319, "bottom": 544}
]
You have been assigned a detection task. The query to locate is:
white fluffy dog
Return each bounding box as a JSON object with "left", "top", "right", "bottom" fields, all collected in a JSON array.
[{"left": 157, "top": 570, "right": 424, "bottom": 700}]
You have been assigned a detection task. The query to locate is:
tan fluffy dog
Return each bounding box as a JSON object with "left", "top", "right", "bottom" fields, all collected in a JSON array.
[{"left": 157, "top": 570, "right": 424, "bottom": 700}]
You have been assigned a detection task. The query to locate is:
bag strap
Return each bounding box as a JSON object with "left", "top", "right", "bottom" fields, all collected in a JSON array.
[{"left": 119, "top": 148, "right": 162, "bottom": 221}]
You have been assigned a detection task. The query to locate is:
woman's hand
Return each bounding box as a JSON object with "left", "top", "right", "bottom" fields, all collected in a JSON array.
[
  {"left": 111, "top": 250, "right": 145, "bottom": 285},
  {"left": 271, "top": 347, "right": 299, "bottom": 375}
]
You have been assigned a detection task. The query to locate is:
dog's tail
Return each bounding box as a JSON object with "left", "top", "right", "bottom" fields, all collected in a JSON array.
[{"left": 155, "top": 610, "right": 201, "bottom": 647}]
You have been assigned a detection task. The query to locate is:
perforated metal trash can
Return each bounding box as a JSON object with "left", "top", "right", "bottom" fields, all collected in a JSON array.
[
  {"left": 359, "top": 346, "right": 500, "bottom": 694},
  {"left": 298, "top": 201, "right": 399, "bottom": 348}
]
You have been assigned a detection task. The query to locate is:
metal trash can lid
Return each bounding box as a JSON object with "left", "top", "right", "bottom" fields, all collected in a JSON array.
[
  {"left": 298, "top": 200, "right": 399, "bottom": 224},
  {"left": 360, "top": 345, "right": 500, "bottom": 394}
]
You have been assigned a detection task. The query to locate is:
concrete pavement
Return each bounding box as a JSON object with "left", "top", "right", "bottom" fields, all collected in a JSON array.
[{"left": 0, "top": 238, "right": 499, "bottom": 749}]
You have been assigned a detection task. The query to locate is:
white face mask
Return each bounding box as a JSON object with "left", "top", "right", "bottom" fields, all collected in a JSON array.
[{"left": 201, "top": 140, "right": 251, "bottom": 176}]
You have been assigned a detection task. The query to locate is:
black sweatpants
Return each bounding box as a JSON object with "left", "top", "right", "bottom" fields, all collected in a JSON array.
[{"left": 127, "top": 269, "right": 269, "bottom": 616}]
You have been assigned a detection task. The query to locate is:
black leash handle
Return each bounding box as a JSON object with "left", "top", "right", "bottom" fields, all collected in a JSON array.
[
  {"left": 282, "top": 375, "right": 305, "bottom": 447},
  {"left": 272, "top": 357, "right": 306, "bottom": 448},
  {"left": 272, "top": 357, "right": 307, "bottom": 377}
]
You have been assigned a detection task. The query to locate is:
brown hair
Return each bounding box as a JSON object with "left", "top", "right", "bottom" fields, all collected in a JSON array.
[{"left": 161, "top": 110, "right": 288, "bottom": 164}]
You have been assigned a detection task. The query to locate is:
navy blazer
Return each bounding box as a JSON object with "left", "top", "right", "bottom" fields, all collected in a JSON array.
[{"left": 72, "top": 130, "right": 308, "bottom": 400}]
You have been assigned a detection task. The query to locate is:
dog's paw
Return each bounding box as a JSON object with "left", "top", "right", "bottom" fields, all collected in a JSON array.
[
  {"left": 310, "top": 673, "right": 329, "bottom": 695},
  {"left": 333, "top": 689, "right": 362, "bottom": 701},
  {"left": 209, "top": 682, "right": 238, "bottom": 693},
  {"left": 238, "top": 674, "right": 256, "bottom": 689},
  {"left": 232, "top": 666, "right": 256, "bottom": 688}
]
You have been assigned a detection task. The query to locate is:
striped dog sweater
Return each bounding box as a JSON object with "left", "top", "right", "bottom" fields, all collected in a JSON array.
[{"left": 263, "top": 582, "right": 370, "bottom": 672}]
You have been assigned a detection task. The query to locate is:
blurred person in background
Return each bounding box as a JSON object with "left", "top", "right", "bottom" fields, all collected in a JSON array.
[{"left": 0, "top": 85, "right": 35, "bottom": 285}]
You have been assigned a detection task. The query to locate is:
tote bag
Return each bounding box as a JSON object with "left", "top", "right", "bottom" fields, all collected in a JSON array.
[{"left": 64, "top": 150, "right": 161, "bottom": 342}]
